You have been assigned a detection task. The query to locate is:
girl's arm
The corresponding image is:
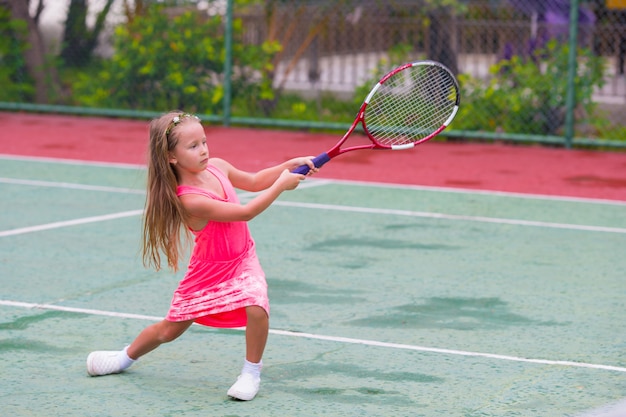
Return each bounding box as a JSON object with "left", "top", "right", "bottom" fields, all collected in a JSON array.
[
  {"left": 180, "top": 169, "right": 304, "bottom": 224},
  {"left": 211, "top": 157, "right": 316, "bottom": 192}
]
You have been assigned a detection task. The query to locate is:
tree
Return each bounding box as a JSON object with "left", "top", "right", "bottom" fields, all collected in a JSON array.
[
  {"left": 60, "top": 0, "right": 115, "bottom": 67},
  {"left": 0, "top": 3, "right": 34, "bottom": 101},
  {"left": 237, "top": 0, "right": 338, "bottom": 115},
  {"left": 427, "top": 6, "right": 459, "bottom": 75},
  {"left": 5, "top": 0, "right": 59, "bottom": 103},
  {"left": 121, "top": 0, "right": 147, "bottom": 24}
]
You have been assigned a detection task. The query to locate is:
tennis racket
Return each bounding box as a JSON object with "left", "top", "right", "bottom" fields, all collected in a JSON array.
[{"left": 292, "top": 60, "right": 459, "bottom": 175}]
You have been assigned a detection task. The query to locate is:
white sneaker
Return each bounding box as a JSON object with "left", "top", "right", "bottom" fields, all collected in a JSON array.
[
  {"left": 227, "top": 373, "right": 261, "bottom": 401},
  {"left": 86, "top": 351, "right": 126, "bottom": 376}
]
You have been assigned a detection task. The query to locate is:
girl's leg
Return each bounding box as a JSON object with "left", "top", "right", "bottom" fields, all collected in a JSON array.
[
  {"left": 227, "top": 306, "right": 269, "bottom": 401},
  {"left": 127, "top": 319, "right": 194, "bottom": 360},
  {"left": 87, "top": 319, "right": 193, "bottom": 376},
  {"left": 244, "top": 306, "right": 269, "bottom": 363}
]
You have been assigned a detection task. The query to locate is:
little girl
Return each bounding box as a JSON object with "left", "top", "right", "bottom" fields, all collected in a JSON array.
[{"left": 86, "top": 111, "right": 317, "bottom": 401}]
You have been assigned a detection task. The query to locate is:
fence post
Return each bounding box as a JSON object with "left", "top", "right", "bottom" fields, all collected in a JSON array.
[
  {"left": 564, "top": 0, "right": 580, "bottom": 149},
  {"left": 222, "top": 0, "right": 234, "bottom": 127}
]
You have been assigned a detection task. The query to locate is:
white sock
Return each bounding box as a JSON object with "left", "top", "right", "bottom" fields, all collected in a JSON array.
[
  {"left": 119, "top": 346, "right": 136, "bottom": 370},
  {"left": 241, "top": 359, "right": 262, "bottom": 379}
]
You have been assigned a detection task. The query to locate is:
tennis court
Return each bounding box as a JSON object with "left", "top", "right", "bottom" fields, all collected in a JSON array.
[{"left": 1, "top": 114, "right": 625, "bottom": 416}]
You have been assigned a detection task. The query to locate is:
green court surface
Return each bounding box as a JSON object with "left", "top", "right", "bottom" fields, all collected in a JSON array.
[{"left": 1, "top": 156, "right": 625, "bottom": 417}]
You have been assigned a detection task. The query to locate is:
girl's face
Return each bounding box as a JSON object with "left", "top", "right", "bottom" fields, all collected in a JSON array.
[{"left": 168, "top": 121, "right": 208, "bottom": 173}]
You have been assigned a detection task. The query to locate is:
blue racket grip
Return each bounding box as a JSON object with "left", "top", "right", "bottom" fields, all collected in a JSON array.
[{"left": 291, "top": 153, "right": 331, "bottom": 175}]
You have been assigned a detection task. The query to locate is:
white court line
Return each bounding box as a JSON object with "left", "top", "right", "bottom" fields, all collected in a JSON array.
[
  {"left": 0, "top": 210, "right": 143, "bottom": 237},
  {"left": 0, "top": 177, "right": 145, "bottom": 194},
  {"left": 0, "top": 176, "right": 330, "bottom": 196},
  {"left": 329, "top": 178, "right": 626, "bottom": 207},
  {"left": 274, "top": 201, "right": 626, "bottom": 234},
  {"left": 0, "top": 153, "right": 144, "bottom": 169},
  {"left": 1, "top": 178, "right": 624, "bottom": 236},
  {"left": 1, "top": 299, "right": 625, "bottom": 374},
  {"left": 2, "top": 152, "right": 625, "bottom": 206},
  {"left": 0, "top": 180, "right": 331, "bottom": 238},
  {"left": 2, "top": 200, "right": 623, "bottom": 238}
]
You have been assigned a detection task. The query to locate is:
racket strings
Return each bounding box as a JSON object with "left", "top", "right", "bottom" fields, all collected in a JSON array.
[{"left": 365, "top": 64, "right": 458, "bottom": 146}]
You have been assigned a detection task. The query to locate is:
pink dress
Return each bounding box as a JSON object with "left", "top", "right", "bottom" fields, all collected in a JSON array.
[{"left": 165, "top": 164, "right": 269, "bottom": 328}]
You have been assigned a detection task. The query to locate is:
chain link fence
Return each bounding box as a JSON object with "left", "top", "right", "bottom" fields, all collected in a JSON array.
[{"left": 1, "top": 0, "right": 625, "bottom": 147}]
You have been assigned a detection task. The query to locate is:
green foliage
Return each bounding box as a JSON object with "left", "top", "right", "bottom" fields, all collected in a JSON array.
[
  {"left": 0, "top": 7, "right": 34, "bottom": 101},
  {"left": 587, "top": 110, "right": 626, "bottom": 142},
  {"left": 454, "top": 40, "right": 606, "bottom": 136},
  {"left": 600, "top": 125, "right": 626, "bottom": 142},
  {"left": 71, "top": 5, "right": 278, "bottom": 113},
  {"left": 231, "top": 91, "right": 354, "bottom": 123}
]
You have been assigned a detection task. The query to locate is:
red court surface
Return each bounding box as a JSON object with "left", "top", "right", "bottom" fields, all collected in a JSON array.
[{"left": 1, "top": 111, "right": 625, "bottom": 201}]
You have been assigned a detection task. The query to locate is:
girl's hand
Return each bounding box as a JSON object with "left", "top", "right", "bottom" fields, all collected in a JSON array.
[
  {"left": 276, "top": 169, "right": 305, "bottom": 190},
  {"left": 286, "top": 156, "right": 319, "bottom": 176}
]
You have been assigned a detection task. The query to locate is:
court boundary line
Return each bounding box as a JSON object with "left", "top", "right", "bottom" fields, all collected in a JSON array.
[
  {"left": 0, "top": 177, "right": 145, "bottom": 194},
  {"left": 0, "top": 210, "right": 143, "bottom": 237},
  {"left": 0, "top": 180, "right": 331, "bottom": 238},
  {"left": 1, "top": 200, "right": 624, "bottom": 238},
  {"left": 329, "top": 178, "right": 626, "bottom": 207},
  {"left": 0, "top": 153, "right": 144, "bottom": 169},
  {"left": 274, "top": 201, "right": 626, "bottom": 234},
  {"left": 1, "top": 177, "right": 624, "bottom": 236},
  {"left": 1, "top": 153, "right": 624, "bottom": 206},
  {"left": 1, "top": 299, "right": 625, "bottom": 374}
]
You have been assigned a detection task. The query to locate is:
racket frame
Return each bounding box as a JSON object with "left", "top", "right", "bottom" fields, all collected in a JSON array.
[{"left": 294, "top": 61, "right": 459, "bottom": 174}]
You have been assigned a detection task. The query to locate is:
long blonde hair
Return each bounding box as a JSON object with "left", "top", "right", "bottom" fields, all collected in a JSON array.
[{"left": 142, "top": 111, "right": 198, "bottom": 271}]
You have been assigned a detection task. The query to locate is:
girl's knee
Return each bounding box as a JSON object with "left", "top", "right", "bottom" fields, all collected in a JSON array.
[
  {"left": 157, "top": 320, "right": 190, "bottom": 343},
  {"left": 246, "top": 306, "right": 268, "bottom": 323}
]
